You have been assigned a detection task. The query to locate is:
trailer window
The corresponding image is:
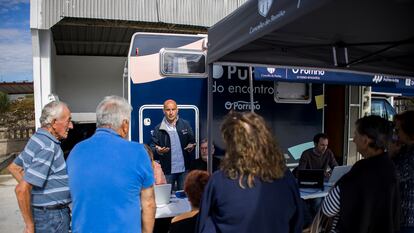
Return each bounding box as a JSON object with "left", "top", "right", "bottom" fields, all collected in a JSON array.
[
  {"left": 160, "top": 49, "right": 206, "bottom": 77},
  {"left": 371, "top": 98, "right": 396, "bottom": 121},
  {"left": 274, "top": 82, "right": 312, "bottom": 104},
  {"left": 371, "top": 99, "right": 386, "bottom": 118}
]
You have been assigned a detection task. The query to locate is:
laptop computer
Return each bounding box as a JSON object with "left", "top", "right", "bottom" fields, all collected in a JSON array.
[
  {"left": 154, "top": 184, "right": 172, "bottom": 207},
  {"left": 326, "top": 165, "right": 352, "bottom": 186},
  {"left": 297, "top": 169, "right": 325, "bottom": 189}
]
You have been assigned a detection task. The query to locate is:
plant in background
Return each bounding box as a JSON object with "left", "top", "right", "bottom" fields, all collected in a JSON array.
[{"left": 0, "top": 91, "right": 10, "bottom": 113}]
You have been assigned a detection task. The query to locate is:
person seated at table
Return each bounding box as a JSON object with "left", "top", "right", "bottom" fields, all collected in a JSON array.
[
  {"left": 297, "top": 133, "right": 338, "bottom": 177},
  {"left": 295, "top": 133, "right": 337, "bottom": 195},
  {"left": 297, "top": 133, "right": 338, "bottom": 224},
  {"left": 197, "top": 111, "right": 303, "bottom": 233},
  {"left": 321, "top": 115, "right": 400, "bottom": 233},
  {"left": 190, "top": 139, "right": 221, "bottom": 172},
  {"left": 169, "top": 170, "right": 210, "bottom": 233},
  {"left": 144, "top": 144, "right": 167, "bottom": 185}
]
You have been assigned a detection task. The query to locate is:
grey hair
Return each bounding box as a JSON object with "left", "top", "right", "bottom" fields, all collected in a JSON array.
[
  {"left": 356, "top": 115, "right": 392, "bottom": 151},
  {"left": 96, "top": 95, "right": 132, "bottom": 129},
  {"left": 39, "top": 101, "right": 68, "bottom": 127}
]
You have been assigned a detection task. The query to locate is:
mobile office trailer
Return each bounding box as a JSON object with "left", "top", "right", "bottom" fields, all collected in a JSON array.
[
  {"left": 128, "top": 32, "right": 413, "bottom": 169},
  {"left": 128, "top": 33, "right": 324, "bottom": 167},
  {"left": 128, "top": 33, "right": 209, "bottom": 159}
]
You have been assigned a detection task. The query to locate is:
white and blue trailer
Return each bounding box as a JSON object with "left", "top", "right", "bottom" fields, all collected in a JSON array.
[
  {"left": 127, "top": 33, "right": 208, "bottom": 159},
  {"left": 127, "top": 32, "right": 414, "bottom": 169},
  {"left": 128, "top": 33, "right": 324, "bottom": 166}
]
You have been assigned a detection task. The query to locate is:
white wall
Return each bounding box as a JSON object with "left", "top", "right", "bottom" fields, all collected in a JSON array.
[
  {"left": 32, "top": 29, "right": 53, "bottom": 129},
  {"left": 54, "top": 56, "right": 125, "bottom": 116}
]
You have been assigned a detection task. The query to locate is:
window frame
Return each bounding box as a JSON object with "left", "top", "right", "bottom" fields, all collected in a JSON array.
[
  {"left": 274, "top": 82, "right": 313, "bottom": 104},
  {"left": 159, "top": 48, "right": 207, "bottom": 77}
]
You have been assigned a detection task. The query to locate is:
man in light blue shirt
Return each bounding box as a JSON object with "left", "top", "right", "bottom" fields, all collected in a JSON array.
[{"left": 8, "top": 101, "right": 73, "bottom": 233}]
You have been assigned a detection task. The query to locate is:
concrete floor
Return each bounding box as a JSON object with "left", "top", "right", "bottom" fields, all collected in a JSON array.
[{"left": 0, "top": 175, "right": 24, "bottom": 232}]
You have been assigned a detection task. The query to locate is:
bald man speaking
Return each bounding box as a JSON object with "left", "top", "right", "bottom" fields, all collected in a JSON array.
[{"left": 151, "top": 99, "right": 196, "bottom": 191}]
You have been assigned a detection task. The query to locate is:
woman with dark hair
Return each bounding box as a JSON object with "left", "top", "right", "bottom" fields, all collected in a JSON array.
[
  {"left": 169, "top": 170, "right": 210, "bottom": 233},
  {"left": 321, "top": 115, "right": 400, "bottom": 233},
  {"left": 393, "top": 110, "right": 414, "bottom": 233},
  {"left": 197, "top": 111, "right": 303, "bottom": 233}
]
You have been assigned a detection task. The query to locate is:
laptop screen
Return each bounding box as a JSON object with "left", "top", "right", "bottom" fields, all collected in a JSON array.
[
  {"left": 297, "top": 169, "right": 324, "bottom": 189},
  {"left": 154, "top": 184, "right": 172, "bottom": 207}
]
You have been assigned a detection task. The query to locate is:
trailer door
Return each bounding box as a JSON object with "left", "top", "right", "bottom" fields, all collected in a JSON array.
[{"left": 138, "top": 104, "right": 199, "bottom": 158}]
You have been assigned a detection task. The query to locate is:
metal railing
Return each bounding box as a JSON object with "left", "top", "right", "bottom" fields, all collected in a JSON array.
[{"left": 0, "top": 127, "right": 35, "bottom": 140}]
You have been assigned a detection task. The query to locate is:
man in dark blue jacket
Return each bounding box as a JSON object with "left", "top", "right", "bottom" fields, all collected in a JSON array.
[{"left": 152, "top": 99, "right": 195, "bottom": 190}]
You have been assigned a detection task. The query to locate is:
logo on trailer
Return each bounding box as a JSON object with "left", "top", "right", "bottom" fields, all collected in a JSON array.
[
  {"left": 372, "top": 75, "right": 383, "bottom": 83},
  {"left": 291, "top": 69, "right": 325, "bottom": 75},
  {"left": 225, "top": 101, "right": 261, "bottom": 111},
  {"left": 267, "top": 67, "right": 276, "bottom": 74},
  {"left": 258, "top": 0, "right": 273, "bottom": 17}
]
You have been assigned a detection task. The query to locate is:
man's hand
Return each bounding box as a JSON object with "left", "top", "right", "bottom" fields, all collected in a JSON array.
[
  {"left": 155, "top": 145, "right": 170, "bottom": 154},
  {"left": 184, "top": 143, "right": 196, "bottom": 153},
  {"left": 324, "top": 168, "right": 332, "bottom": 178}
]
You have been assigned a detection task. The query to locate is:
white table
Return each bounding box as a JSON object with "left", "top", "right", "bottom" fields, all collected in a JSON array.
[
  {"left": 155, "top": 188, "right": 330, "bottom": 218},
  {"left": 155, "top": 196, "right": 191, "bottom": 219},
  {"left": 300, "top": 185, "right": 332, "bottom": 200}
]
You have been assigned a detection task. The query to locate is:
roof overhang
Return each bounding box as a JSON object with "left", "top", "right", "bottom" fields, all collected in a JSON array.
[
  {"left": 207, "top": 0, "right": 414, "bottom": 77},
  {"left": 51, "top": 18, "right": 208, "bottom": 57}
]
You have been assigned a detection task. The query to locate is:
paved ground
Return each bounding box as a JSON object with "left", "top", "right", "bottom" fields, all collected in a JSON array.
[{"left": 0, "top": 175, "right": 24, "bottom": 233}]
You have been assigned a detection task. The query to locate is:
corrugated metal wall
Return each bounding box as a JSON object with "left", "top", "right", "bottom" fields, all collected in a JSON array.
[
  {"left": 33, "top": 0, "right": 248, "bottom": 29},
  {"left": 62, "top": 0, "right": 158, "bottom": 22}
]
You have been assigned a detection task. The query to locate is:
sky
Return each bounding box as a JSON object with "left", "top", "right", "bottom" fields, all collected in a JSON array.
[{"left": 0, "top": 0, "right": 31, "bottom": 82}]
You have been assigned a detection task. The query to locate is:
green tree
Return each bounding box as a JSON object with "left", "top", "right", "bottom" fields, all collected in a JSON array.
[{"left": 0, "top": 91, "right": 10, "bottom": 113}]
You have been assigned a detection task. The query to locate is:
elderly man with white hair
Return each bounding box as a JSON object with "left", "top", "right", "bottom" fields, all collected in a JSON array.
[
  {"left": 8, "top": 101, "right": 73, "bottom": 233},
  {"left": 67, "top": 95, "right": 156, "bottom": 233}
]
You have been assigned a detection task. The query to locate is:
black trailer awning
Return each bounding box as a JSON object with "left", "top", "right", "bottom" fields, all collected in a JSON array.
[{"left": 207, "top": 0, "right": 414, "bottom": 77}]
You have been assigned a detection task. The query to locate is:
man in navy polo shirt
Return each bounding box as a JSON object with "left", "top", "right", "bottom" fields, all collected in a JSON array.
[
  {"left": 67, "top": 96, "right": 156, "bottom": 233},
  {"left": 8, "top": 101, "right": 73, "bottom": 233}
]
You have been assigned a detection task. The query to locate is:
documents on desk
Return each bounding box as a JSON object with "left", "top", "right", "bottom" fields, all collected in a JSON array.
[
  {"left": 300, "top": 185, "right": 331, "bottom": 200},
  {"left": 155, "top": 195, "right": 191, "bottom": 219}
]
